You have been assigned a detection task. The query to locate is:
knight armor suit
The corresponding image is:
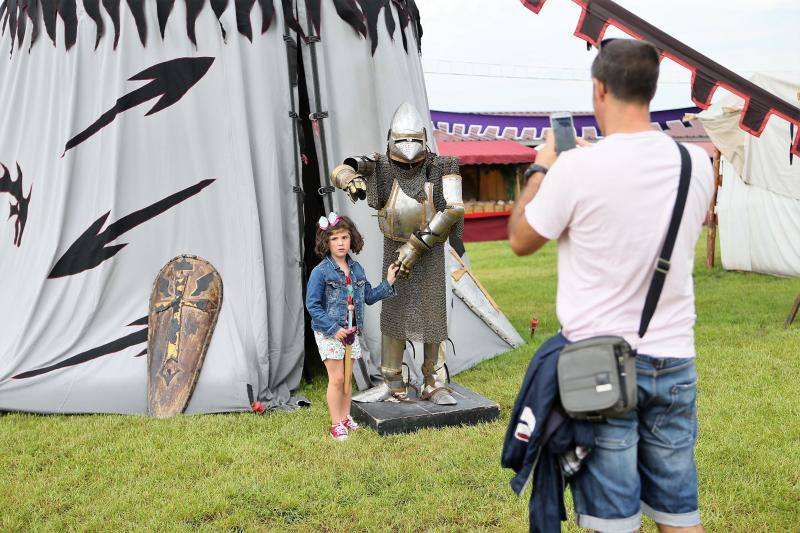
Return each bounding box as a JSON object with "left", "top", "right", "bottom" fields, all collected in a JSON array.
[{"left": 330, "top": 102, "right": 464, "bottom": 405}]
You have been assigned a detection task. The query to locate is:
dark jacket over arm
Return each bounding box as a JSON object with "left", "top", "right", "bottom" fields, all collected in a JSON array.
[{"left": 502, "top": 333, "right": 594, "bottom": 533}]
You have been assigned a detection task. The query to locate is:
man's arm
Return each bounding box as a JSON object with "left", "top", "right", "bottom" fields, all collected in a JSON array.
[
  {"left": 508, "top": 131, "right": 588, "bottom": 256},
  {"left": 508, "top": 170, "right": 549, "bottom": 256},
  {"left": 508, "top": 130, "right": 560, "bottom": 256}
]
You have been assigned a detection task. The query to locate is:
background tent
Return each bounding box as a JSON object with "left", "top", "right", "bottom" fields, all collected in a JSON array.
[
  {"left": 0, "top": 0, "right": 521, "bottom": 414},
  {"left": 696, "top": 74, "right": 800, "bottom": 278}
]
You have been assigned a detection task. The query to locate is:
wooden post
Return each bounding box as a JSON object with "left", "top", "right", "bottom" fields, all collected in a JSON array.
[
  {"left": 786, "top": 292, "right": 800, "bottom": 329},
  {"left": 706, "top": 148, "right": 721, "bottom": 269}
]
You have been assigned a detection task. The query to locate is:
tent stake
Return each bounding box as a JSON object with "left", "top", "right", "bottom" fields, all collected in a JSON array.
[{"left": 786, "top": 292, "right": 800, "bottom": 329}]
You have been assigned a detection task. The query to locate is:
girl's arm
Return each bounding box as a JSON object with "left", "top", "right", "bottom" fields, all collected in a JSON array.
[
  {"left": 364, "top": 278, "right": 396, "bottom": 305},
  {"left": 305, "top": 268, "right": 340, "bottom": 336},
  {"left": 364, "top": 263, "right": 398, "bottom": 305}
]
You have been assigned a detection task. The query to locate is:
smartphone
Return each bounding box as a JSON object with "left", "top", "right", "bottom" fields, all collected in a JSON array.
[{"left": 550, "top": 112, "right": 577, "bottom": 154}]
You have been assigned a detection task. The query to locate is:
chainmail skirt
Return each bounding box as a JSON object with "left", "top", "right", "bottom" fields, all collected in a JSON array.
[{"left": 380, "top": 237, "right": 447, "bottom": 343}]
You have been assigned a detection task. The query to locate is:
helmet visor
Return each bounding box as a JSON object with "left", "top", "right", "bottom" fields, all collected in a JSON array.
[{"left": 389, "top": 129, "right": 426, "bottom": 163}]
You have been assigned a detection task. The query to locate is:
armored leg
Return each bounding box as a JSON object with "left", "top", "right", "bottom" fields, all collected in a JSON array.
[
  {"left": 420, "top": 342, "right": 456, "bottom": 405},
  {"left": 381, "top": 335, "right": 407, "bottom": 395},
  {"left": 352, "top": 335, "right": 408, "bottom": 403}
]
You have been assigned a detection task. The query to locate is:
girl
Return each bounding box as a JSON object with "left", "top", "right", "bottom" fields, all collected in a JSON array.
[{"left": 305, "top": 212, "right": 398, "bottom": 441}]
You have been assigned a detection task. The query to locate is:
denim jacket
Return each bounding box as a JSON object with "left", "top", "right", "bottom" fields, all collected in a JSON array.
[{"left": 305, "top": 255, "right": 396, "bottom": 337}]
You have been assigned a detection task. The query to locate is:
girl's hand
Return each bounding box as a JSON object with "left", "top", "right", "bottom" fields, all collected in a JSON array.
[
  {"left": 387, "top": 263, "right": 399, "bottom": 285},
  {"left": 334, "top": 328, "right": 348, "bottom": 342}
]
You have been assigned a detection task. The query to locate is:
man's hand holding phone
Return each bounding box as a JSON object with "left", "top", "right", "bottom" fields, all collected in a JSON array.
[
  {"left": 550, "top": 112, "right": 577, "bottom": 154},
  {"left": 533, "top": 130, "right": 559, "bottom": 171},
  {"left": 510, "top": 114, "right": 590, "bottom": 256},
  {"left": 529, "top": 114, "right": 589, "bottom": 173}
]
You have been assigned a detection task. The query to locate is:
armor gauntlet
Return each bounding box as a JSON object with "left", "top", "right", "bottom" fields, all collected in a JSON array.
[
  {"left": 394, "top": 174, "right": 465, "bottom": 277},
  {"left": 330, "top": 165, "right": 367, "bottom": 203},
  {"left": 394, "top": 233, "right": 429, "bottom": 277},
  {"left": 330, "top": 155, "right": 376, "bottom": 203}
]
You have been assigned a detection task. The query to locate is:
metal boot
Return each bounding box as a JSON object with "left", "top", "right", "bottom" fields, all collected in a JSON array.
[
  {"left": 352, "top": 335, "right": 407, "bottom": 403},
  {"left": 420, "top": 342, "right": 456, "bottom": 405}
]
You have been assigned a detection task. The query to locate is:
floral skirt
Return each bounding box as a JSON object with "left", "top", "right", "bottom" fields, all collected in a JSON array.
[{"left": 314, "top": 331, "right": 362, "bottom": 361}]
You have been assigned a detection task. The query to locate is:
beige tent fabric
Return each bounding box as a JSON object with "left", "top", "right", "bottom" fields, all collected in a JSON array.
[
  {"left": 690, "top": 107, "right": 746, "bottom": 175},
  {"left": 716, "top": 159, "right": 800, "bottom": 277},
  {"left": 695, "top": 73, "right": 800, "bottom": 278},
  {"left": 696, "top": 73, "right": 800, "bottom": 199},
  {"left": 742, "top": 75, "right": 800, "bottom": 200}
]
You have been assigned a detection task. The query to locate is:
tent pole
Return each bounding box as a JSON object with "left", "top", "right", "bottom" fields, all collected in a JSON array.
[
  {"left": 786, "top": 292, "right": 800, "bottom": 329},
  {"left": 301, "top": 2, "right": 333, "bottom": 214},
  {"left": 284, "top": 11, "right": 306, "bottom": 279},
  {"left": 706, "top": 148, "right": 721, "bottom": 269}
]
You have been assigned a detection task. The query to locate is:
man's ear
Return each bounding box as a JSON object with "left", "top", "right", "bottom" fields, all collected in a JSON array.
[{"left": 592, "top": 78, "right": 607, "bottom": 103}]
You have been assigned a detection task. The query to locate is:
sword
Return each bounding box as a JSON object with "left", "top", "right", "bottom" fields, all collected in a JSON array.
[{"left": 344, "top": 344, "right": 353, "bottom": 396}]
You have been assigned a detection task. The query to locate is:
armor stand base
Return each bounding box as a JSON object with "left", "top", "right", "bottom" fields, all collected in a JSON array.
[{"left": 349, "top": 382, "right": 499, "bottom": 436}]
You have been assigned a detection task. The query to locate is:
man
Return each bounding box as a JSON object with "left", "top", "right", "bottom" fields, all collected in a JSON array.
[{"left": 508, "top": 39, "right": 712, "bottom": 532}]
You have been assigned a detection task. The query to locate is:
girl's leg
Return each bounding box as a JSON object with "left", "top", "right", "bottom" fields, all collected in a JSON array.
[{"left": 323, "top": 358, "right": 345, "bottom": 425}]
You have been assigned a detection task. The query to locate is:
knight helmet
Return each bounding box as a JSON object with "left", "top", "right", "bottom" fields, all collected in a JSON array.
[{"left": 387, "top": 102, "right": 428, "bottom": 164}]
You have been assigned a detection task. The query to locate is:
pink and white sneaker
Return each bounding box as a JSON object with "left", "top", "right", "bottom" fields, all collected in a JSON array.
[
  {"left": 330, "top": 422, "right": 349, "bottom": 441},
  {"left": 343, "top": 415, "right": 360, "bottom": 432}
]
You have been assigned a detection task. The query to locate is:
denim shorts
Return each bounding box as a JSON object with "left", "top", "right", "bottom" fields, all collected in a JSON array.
[{"left": 569, "top": 354, "right": 701, "bottom": 532}]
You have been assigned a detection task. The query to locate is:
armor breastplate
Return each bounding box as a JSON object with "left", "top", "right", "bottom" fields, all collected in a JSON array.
[{"left": 378, "top": 179, "right": 435, "bottom": 242}]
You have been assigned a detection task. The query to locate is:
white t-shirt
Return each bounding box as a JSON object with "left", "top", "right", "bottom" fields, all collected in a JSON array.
[{"left": 525, "top": 130, "right": 713, "bottom": 358}]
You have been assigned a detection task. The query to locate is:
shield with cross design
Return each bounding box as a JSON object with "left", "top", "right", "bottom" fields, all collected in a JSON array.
[{"left": 147, "top": 255, "right": 223, "bottom": 417}]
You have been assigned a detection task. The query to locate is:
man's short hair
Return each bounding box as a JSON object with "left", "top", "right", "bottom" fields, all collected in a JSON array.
[{"left": 591, "top": 39, "right": 660, "bottom": 104}]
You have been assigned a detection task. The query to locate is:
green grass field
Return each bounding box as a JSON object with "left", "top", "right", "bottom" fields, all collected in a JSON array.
[{"left": 2, "top": 233, "right": 799, "bottom": 531}]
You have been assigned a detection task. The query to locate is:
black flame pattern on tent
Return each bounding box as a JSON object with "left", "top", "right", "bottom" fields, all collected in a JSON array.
[
  {"left": 0, "top": 0, "right": 278, "bottom": 52},
  {"left": 521, "top": 0, "right": 800, "bottom": 157},
  {"left": 12, "top": 316, "right": 148, "bottom": 379},
  {"left": 0, "top": 162, "right": 31, "bottom": 247},
  {"left": 0, "top": 0, "right": 422, "bottom": 55},
  {"left": 331, "top": 0, "right": 363, "bottom": 38},
  {"left": 64, "top": 56, "right": 215, "bottom": 153},
  {"left": 345, "top": 0, "right": 420, "bottom": 54},
  {"left": 49, "top": 178, "right": 215, "bottom": 278}
]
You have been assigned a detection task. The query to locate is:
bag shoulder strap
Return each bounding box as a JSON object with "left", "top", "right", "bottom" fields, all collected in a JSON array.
[{"left": 638, "top": 142, "right": 692, "bottom": 338}]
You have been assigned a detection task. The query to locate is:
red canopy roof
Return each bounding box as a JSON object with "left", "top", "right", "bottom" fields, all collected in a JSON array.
[{"left": 437, "top": 140, "right": 537, "bottom": 165}]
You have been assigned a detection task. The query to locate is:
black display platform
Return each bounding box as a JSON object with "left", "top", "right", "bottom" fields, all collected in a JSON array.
[{"left": 350, "top": 382, "right": 499, "bottom": 436}]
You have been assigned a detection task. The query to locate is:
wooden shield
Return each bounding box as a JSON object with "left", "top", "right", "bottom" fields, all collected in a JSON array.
[{"left": 147, "top": 255, "right": 223, "bottom": 418}]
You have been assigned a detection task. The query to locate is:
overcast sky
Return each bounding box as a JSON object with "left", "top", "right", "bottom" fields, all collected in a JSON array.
[{"left": 417, "top": 0, "right": 800, "bottom": 112}]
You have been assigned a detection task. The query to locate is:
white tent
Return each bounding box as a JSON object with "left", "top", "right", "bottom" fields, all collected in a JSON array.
[
  {"left": 696, "top": 73, "right": 800, "bottom": 278},
  {"left": 0, "top": 0, "right": 522, "bottom": 414}
]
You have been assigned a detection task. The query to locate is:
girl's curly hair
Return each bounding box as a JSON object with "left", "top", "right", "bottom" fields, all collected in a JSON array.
[{"left": 314, "top": 215, "right": 364, "bottom": 258}]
